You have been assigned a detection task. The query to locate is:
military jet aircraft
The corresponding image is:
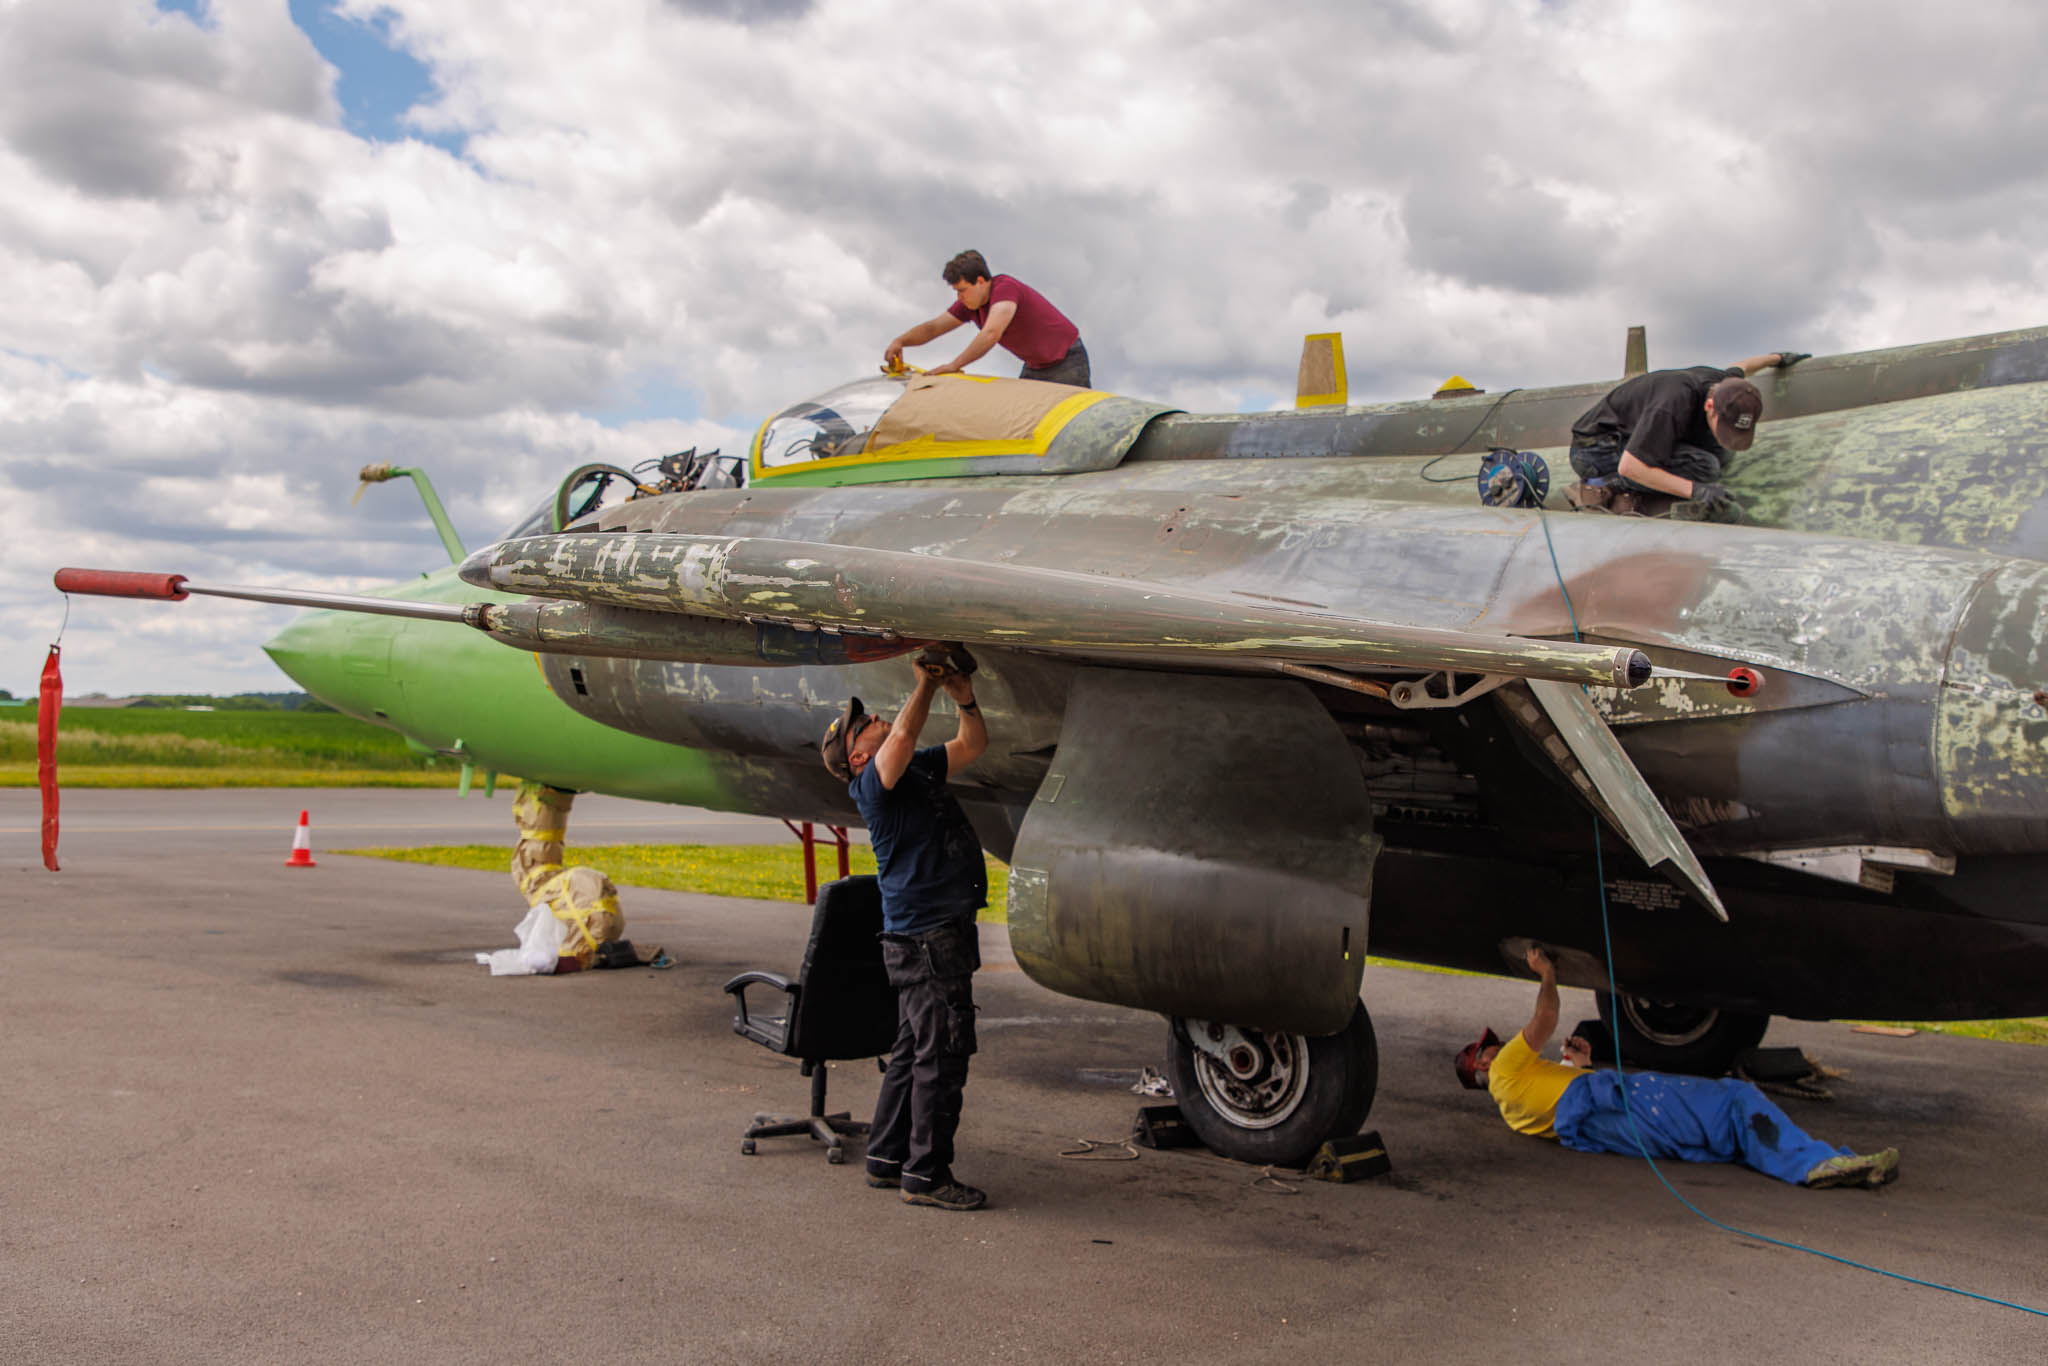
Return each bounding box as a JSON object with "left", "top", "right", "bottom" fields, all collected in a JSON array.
[{"left": 57, "top": 323, "right": 2048, "bottom": 1165}]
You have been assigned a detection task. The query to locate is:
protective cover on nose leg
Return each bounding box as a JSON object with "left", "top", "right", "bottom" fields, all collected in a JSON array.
[{"left": 1005, "top": 668, "right": 1378, "bottom": 1037}]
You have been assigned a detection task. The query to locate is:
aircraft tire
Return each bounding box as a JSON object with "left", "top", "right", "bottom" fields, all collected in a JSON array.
[
  {"left": 1594, "top": 991, "right": 1770, "bottom": 1076},
  {"left": 1165, "top": 1003, "right": 1378, "bottom": 1167}
]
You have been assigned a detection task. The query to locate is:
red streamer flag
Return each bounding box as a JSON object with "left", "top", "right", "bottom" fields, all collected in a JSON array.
[{"left": 39, "top": 645, "right": 61, "bottom": 872}]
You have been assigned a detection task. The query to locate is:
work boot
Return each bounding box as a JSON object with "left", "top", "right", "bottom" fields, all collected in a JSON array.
[
  {"left": 1612, "top": 490, "right": 1680, "bottom": 518},
  {"left": 1803, "top": 1152, "right": 1882, "bottom": 1188},
  {"left": 1862, "top": 1148, "right": 1901, "bottom": 1187},
  {"left": 1565, "top": 481, "right": 1612, "bottom": 513},
  {"left": 902, "top": 1181, "right": 988, "bottom": 1211},
  {"left": 865, "top": 1172, "right": 900, "bottom": 1189}
]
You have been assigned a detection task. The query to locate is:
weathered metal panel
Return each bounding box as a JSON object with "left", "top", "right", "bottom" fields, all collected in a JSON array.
[
  {"left": 1937, "top": 559, "right": 2048, "bottom": 853},
  {"left": 1727, "top": 382, "right": 2048, "bottom": 555}
]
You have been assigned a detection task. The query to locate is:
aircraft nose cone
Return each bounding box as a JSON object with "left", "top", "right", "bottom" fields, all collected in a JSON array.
[
  {"left": 457, "top": 544, "right": 500, "bottom": 591},
  {"left": 1937, "top": 559, "right": 2048, "bottom": 853},
  {"left": 262, "top": 609, "right": 400, "bottom": 724}
]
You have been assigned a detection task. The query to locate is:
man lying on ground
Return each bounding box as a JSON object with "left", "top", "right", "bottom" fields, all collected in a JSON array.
[{"left": 1455, "top": 947, "right": 1899, "bottom": 1189}]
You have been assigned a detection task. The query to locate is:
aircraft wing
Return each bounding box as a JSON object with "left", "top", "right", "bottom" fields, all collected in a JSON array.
[
  {"left": 55, "top": 535, "right": 1731, "bottom": 915},
  {"left": 459, "top": 532, "right": 1659, "bottom": 690},
  {"left": 461, "top": 531, "right": 1731, "bottom": 916}
]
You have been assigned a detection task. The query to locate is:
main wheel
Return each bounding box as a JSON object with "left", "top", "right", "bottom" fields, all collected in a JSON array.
[
  {"left": 1595, "top": 991, "right": 1769, "bottom": 1075},
  {"left": 1165, "top": 1002, "right": 1377, "bottom": 1167}
]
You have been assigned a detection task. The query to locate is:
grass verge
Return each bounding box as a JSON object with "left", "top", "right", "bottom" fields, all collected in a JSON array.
[
  {"left": 2, "top": 764, "right": 464, "bottom": 788},
  {"left": 339, "top": 842, "right": 1011, "bottom": 917},
  {"left": 1850, "top": 1018, "right": 2048, "bottom": 1047},
  {"left": 3, "top": 706, "right": 442, "bottom": 782}
]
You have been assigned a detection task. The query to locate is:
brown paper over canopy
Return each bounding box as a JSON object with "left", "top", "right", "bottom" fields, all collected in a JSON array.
[{"left": 866, "top": 375, "right": 1085, "bottom": 454}]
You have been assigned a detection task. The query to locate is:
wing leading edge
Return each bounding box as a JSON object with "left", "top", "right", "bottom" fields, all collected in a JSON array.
[{"left": 461, "top": 532, "right": 1655, "bottom": 691}]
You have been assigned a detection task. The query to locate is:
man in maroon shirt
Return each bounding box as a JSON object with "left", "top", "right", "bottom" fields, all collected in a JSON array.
[{"left": 884, "top": 250, "right": 1090, "bottom": 387}]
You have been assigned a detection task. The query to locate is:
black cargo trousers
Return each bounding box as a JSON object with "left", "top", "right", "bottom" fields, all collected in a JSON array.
[
  {"left": 865, "top": 915, "right": 980, "bottom": 1195},
  {"left": 1568, "top": 436, "right": 1722, "bottom": 492}
]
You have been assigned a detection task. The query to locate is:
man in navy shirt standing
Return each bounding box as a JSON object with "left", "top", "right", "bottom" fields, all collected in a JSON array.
[
  {"left": 884, "top": 249, "right": 1090, "bottom": 387},
  {"left": 820, "top": 651, "right": 990, "bottom": 1210}
]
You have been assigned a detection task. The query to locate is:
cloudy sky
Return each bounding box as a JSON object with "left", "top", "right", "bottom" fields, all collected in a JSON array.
[{"left": 5, "top": 0, "right": 2048, "bottom": 697}]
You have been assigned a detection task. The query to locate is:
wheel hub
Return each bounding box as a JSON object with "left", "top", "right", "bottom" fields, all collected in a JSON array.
[
  {"left": 1182, "top": 1019, "right": 1311, "bottom": 1130},
  {"left": 1619, "top": 996, "right": 1720, "bottom": 1047}
]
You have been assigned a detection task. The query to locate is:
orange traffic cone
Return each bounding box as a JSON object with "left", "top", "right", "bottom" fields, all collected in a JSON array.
[{"left": 285, "top": 809, "right": 317, "bottom": 868}]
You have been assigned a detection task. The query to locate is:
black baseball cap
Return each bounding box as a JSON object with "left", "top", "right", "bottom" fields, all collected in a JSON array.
[
  {"left": 820, "top": 696, "right": 868, "bottom": 782},
  {"left": 1707, "top": 376, "right": 1763, "bottom": 451}
]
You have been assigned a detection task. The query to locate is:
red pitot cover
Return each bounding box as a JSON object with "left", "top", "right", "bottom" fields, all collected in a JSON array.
[{"left": 39, "top": 645, "right": 61, "bottom": 872}]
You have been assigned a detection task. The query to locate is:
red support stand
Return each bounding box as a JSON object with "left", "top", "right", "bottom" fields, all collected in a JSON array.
[
  {"left": 782, "top": 820, "right": 855, "bottom": 904},
  {"left": 782, "top": 819, "right": 816, "bottom": 903}
]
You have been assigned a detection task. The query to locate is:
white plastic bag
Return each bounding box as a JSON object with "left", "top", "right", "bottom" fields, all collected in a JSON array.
[{"left": 475, "top": 900, "right": 571, "bottom": 976}]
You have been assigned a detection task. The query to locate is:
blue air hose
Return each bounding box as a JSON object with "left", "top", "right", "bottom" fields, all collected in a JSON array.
[{"left": 1535, "top": 509, "right": 2047, "bottom": 1319}]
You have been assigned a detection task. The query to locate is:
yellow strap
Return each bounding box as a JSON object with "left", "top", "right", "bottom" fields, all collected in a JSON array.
[
  {"left": 550, "top": 895, "right": 620, "bottom": 954},
  {"left": 518, "top": 828, "right": 568, "bottom": 844},
  {"left": 518, "top": 865, "right": 564, "bottom": 901}
]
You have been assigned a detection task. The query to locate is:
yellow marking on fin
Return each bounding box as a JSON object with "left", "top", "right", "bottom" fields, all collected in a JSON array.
[{"left": 1296, "top": 333, "right": 1348, "bottom": 408}]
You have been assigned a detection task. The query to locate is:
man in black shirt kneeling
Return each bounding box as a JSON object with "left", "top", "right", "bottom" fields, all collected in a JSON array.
[{"left": 1568, "top": 349, "right": 1808, "bottom": 521}]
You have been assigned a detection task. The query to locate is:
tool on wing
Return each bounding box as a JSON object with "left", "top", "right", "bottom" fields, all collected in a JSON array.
[
  {"left": 1477, "top": 448, "right": 1551, "bottom": 509},
  {"left": 914, "top": 641, "right": 978, "bottom": 679}
]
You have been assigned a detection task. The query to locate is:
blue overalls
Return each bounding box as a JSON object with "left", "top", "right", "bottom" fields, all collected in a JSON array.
[{"left": 1554, "top": 1070, "right": 1851, "bottom": 1184}]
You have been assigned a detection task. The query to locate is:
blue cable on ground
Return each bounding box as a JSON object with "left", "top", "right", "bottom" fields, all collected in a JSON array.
[{"left": 1535, "top": 509, "right": 2048, "bottom": 1319}]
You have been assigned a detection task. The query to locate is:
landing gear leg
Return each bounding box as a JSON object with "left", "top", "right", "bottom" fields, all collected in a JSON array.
[{"left": 1164, "top": 1002, "right": 1378, "bottom": 1167}]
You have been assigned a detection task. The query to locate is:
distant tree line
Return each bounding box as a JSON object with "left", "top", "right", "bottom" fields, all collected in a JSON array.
[{"left": 119, "top": 692, "right": 335, "bottom": 712}]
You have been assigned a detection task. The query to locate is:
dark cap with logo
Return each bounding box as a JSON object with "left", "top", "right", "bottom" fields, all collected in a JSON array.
[
  {"left": 820, "top": 696, "right": 868, "bottom": 782},
  {"left": 1707, "top": 376, "right": 1764, "bottom": 450}
]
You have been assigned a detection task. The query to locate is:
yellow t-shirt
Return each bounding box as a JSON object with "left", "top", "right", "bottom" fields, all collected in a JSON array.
[{"left": 1486, "top": 1032, "right": 1582, "bottom": 1138}]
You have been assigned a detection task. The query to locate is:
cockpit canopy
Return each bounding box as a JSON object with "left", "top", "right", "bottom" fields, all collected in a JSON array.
[
  {"left": 498, "top": 449, "right": 745, "bottom": 542},
  {"left": 755, "top": 377, "right": 906, "bottom": 471},
  {"left": 497, "top": 374, "right": 1175, "bottom": 541}
]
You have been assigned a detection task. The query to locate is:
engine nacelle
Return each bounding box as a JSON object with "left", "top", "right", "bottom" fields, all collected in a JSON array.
[{"left": 1006, "top": 669, "right": 1377, "bottom": 1037}]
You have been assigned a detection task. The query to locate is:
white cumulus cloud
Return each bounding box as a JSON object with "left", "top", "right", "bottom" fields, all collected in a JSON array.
[{"left": 5, "top": 0, "right": 2048, "bottom": 695}]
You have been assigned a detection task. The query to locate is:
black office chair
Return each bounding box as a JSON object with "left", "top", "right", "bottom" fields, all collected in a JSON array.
[{"left": 724, "top": 875, "right": 899, "bottom": 1163}]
